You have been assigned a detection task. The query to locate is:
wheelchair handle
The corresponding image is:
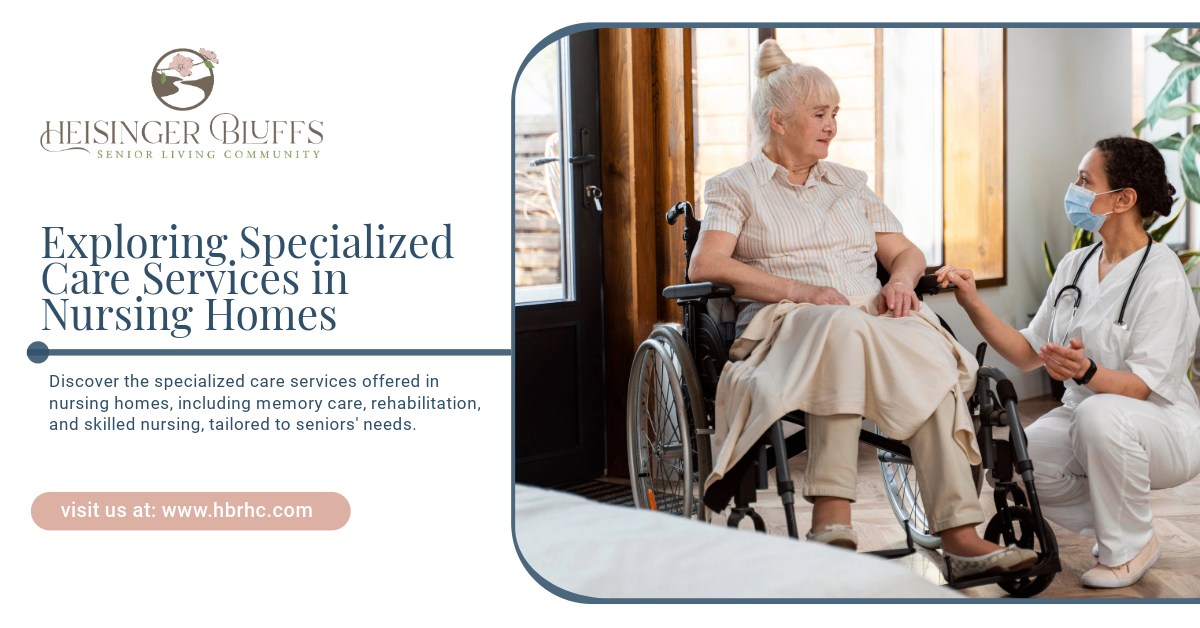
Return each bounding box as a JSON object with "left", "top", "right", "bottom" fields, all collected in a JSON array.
[
  {"left": 915, "top": 274, "right": 958, "bottom": 296},
  {"left": 666, "top": 201, "right": 693, "bottom": 226}
]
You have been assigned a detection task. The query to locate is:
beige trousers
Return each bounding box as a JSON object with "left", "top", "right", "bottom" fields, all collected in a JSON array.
[{"left": 803, "top": 392, "right": 984, "bottom": 534}]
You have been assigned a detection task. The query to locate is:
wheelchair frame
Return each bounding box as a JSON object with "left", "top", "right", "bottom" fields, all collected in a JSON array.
[{"left": 628, "top": 201, "right": 1062, "bottom": 597}]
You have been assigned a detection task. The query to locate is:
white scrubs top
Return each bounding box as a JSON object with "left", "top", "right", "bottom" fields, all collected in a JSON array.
[{"left": 1022, "top": 241, "right": 1200, "bottom": 413}]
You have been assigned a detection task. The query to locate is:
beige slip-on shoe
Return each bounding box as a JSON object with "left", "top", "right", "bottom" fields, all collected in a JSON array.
[
  {"left": 1081, "top": 534, "right": 1160, "bottom": 589},
  {"left": 1093, "top": 542, "right": 1099, "bottom": 557},
  {"left": 806, "top": 524, "right": 858, "bottom": 550},
  {"left": 944, "top": 546, "right": 1039, "bottom": 578}
]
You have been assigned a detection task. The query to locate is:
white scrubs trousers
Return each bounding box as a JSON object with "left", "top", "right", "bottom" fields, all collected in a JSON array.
[
  {"left": 1025, "top": 394, "right": 1200, "bottom": 566},
  {"left": 1020, "top": 241, "right": 1200, "bottom": 567}
]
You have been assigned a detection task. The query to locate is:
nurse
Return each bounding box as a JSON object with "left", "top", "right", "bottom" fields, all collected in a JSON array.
[{"left": 937, "top": 136, "right": 1200, "bottom": 589}]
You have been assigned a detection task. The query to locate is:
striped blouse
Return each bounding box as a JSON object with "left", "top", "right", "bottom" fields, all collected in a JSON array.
[{"left": 699, "top": 150, "right": 904, "bottom": 330}]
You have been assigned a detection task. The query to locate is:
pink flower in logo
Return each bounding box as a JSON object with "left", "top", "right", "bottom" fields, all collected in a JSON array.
[
  {"left": 199, "top": 48, "right": 219, "bottom": 64},
  {"left": 171, "top": 54, "right": 194, "bottom": 77}
]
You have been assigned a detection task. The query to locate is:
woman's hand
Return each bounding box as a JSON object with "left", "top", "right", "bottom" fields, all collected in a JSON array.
[
  {"left": 935, "top": 265, "right": 981, "bottom": 309},
  {"left": 878, "top": 281, "right": 920, "bottom": 318},
  {"left": 1040, "top": 338, "right": 1089, "bottom": 382},
  {"left": 790, "top": 282, "right": 850, "bottom": 306}
]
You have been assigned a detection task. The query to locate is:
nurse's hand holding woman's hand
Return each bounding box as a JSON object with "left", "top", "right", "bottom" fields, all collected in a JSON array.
[
  {"left": 935, "top": 264, "right": 1092, "bottom": 380},
  {"left": 1040, "top": 338, "right": 1089, "bottom": 382},
  {"left": 935, "top": 265, "right": 981, "bottom": 309}
]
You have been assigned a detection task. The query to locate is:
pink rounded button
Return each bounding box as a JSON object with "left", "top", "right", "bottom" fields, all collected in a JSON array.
[{"left": 32, "top": 492, "right": 350, "bottom": 530}]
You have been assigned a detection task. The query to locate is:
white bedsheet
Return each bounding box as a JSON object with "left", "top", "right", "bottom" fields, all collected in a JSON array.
[{"left": 514, "top": 484, "right": 960, "bottom": 599}]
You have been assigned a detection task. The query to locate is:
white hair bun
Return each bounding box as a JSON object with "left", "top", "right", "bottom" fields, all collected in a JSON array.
[{"left": 755, "top": 39, "right": 793, "bottom": 79}]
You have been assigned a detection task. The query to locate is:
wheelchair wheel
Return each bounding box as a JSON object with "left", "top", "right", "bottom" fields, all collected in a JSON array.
[
  {"left": 626, "top": 337, "right": 695, "bottom": 518},
  {"left": 878, "top": 426, "right": 983, "bottom": 550},
  {"left": 984, "top": 506, "right": 1056, "bottom": 598},
  {"left": 647, "top": 326, "right": 712, "bottom": 521}
]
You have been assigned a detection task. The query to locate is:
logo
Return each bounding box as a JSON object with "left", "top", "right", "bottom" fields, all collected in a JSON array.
[
  {"left": 41, "top": 46, "right": 325, "bottom": 159},
  {"left": 151, "top": 48, "right": 219, "bottom": 111}
]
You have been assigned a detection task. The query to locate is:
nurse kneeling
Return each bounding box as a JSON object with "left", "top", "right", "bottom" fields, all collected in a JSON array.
[{"left": 939, "top": 136, "right": 1200, "bottom": 589}]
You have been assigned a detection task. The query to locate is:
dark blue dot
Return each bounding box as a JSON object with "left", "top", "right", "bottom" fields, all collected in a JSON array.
[
  {"left": 27, "top": 341, "right": 49, "bottom": 364},
  {"left": 332, "top": 224, "right": 338, "bottom": 230},
  {"left": 378, "top": 224, "right": 383, "bottom": 230},
  {"left": 229, "top": 260, "right": 235, "bottom": 267},
  {"left": 136, "top": 296, "right": 142, "bottom": 302},
  {"left": 314, "top": 260, "right": 321, "bottom": 267},
  {"left": 171, "top": 224, "right": 177, "bottom": 230}
]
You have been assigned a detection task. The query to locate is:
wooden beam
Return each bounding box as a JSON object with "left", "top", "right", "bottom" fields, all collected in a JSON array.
[
  {"left": 653, "top": 28, "right": 692, "bottom": 324},
  {"left": 599, "top": 28, "right": 658, "bottom": 478},
  {"left": 943, "top": 28, "right": 1006, "bottom": 284}
]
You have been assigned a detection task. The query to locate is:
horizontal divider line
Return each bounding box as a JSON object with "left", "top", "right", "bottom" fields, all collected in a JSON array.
[{"left": 45, "top": 349, "right": 511, "bottom": 357}]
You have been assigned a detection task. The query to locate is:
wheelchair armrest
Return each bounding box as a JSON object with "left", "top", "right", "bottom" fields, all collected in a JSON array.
[
  {"left": 662, "top": 281, "right": 735, "bottom": 300},
  {"left": 915, "top": 274, "right": 956, "bottom": 297}
]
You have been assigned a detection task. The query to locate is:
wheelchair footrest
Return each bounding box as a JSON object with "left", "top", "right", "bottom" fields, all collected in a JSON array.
[{"left": 867, "top": 547, "right": 917, "bottom": 559}]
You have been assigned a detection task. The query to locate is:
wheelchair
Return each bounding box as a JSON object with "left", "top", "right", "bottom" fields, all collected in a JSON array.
[{"left": 626, "top": 201, "right": 1061, "bottom": 597}]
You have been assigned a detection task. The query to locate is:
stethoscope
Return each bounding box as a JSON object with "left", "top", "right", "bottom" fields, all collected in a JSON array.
[{"left": 1047, "top": 233, "right": 1154, "bottom": 346}]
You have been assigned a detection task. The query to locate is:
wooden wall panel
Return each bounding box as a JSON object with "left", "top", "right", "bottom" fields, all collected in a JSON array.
[
  {"left": 653, "top": 28, "right": 693, "bottom": 324},
  {"left": 599, "top": 28, "right": 658, "bottom": 478},
  {"left": 943, "top": 28, "right": 1006, "bottom": 284}
]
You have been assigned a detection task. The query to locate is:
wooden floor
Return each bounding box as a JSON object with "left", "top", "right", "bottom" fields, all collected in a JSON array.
[{"left": 689, "top": 394, "right": 1200, "bottom": 598}]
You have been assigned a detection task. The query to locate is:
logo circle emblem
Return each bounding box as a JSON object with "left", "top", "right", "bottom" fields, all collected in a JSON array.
[{"left": 151, "top": 48, "right": 215, "bottom": 111}]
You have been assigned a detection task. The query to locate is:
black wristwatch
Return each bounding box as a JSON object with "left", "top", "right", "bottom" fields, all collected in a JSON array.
[{"left": 1073, "top": 359, "right": 1098, "bottom": 386}]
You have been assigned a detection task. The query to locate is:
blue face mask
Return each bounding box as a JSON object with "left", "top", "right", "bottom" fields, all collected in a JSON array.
[{"left": 1064, "top": 183, "right": 1125, "bottom": 232}]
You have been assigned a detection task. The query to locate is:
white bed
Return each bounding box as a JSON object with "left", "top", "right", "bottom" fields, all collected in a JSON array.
[{"left": 514, "top": 484, "right": 960, "bottom": 599}]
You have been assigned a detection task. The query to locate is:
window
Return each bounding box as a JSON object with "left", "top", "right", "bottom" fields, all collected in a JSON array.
[
  {"left": 692, "top": 28, "right": 951, "bottom": 269},
  {"left": 693, "top": 28, "right": 751, "bottom": 219},
  {"left": 882, "top": 29, "right": 943, "bottom": 266},
  {"left": 514, "top": 41, "right": 569, "bottom": 303}
]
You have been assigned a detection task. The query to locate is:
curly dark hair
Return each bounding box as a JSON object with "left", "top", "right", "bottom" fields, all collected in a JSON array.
[{"left": 1093, "top": 136, "right": 1176, "bottom": 219}]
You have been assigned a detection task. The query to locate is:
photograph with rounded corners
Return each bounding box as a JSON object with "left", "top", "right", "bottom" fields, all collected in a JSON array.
[{"left": 512, "top": 24, "right": 1200, "bottom": 601}]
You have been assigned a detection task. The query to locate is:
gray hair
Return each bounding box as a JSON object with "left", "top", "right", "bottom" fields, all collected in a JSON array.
[{"left": 751, "top": 39, "right": 840, "bottom": 150}]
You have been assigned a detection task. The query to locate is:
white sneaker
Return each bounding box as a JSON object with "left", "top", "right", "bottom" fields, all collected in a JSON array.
[
  {"left": 1092, "top": 542, "right": 1099, "bottom": 557},
  {"left": 1081, "top": 534, "right": 1160, "bottom": 589}
]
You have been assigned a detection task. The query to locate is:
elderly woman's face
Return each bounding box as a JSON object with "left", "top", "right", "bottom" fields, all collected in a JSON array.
[{"left": 784, "top": 99, "right": 838, "bottom": 160}]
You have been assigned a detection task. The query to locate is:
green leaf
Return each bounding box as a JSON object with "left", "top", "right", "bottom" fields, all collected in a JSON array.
[
  {"left": 1042, "top": 241, "right": 1056, "bottom": 278},
  {"left": 204, "top": 60, "right": 213, "bottom": 69},
  {"left": 1151, "top": 30, "right": 1200, "bottom": 63},
  {"left": 1134, "top": 117, "right": 1149, "bottom": 137},
  {"left": 1150, "top": 202, "right": 1184, "bottom": 241},
  {"left": 1192, "top": 285, "right": 1200, "bottom": 293},
  {"left": 1155, "top": 132, "right": 1185, "bottom": 151},
  {"left": 1190, "top": 31, "right": 1200, "bottom": 45},
  {"left": 1145, "top": 61, "right": 1200, "bottom": 130},
  {"left": 160, "top": 72, "right": 166, "bottom": 84},
  {"left": 1180, "top": 250, "right": 1200, "bottom": 274},
  {"left": 1161, "top": 103, "right": 1200, "bottom": 120},
  {"left": 1071, "top": 226, "right": 1094, "bottom": 251},
  {"left": 1181, "top": 132, "right": 1200, "bottom": 203}
]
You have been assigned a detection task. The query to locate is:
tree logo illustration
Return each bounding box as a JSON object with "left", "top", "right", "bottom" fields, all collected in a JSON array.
[{"left": 151, "top": 48, "right": 219, "bottom": 111}]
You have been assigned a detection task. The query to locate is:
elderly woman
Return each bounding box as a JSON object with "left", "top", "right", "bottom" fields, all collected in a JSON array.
[{"left": 690, "top": 40, "right": 1032, "bottom": 576}]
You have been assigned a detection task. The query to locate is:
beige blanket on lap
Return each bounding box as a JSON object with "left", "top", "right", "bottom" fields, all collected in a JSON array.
[{"left": 705, "top": 294, "right": 980, "bottom": 490}]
